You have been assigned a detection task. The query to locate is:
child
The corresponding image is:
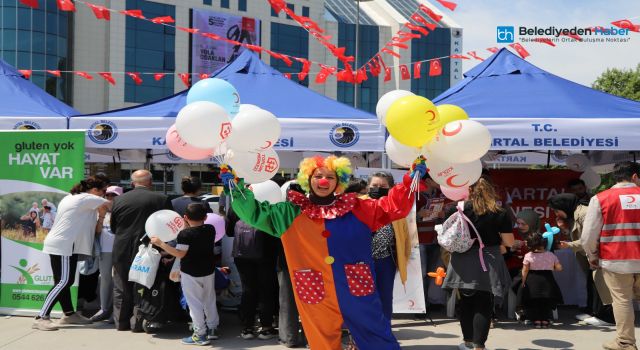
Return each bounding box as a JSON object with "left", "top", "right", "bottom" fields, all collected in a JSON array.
[
  {"left": 150, "top": 203, "right": 219, "bottom": 345},
  {"left": 41, "top": 206, "right": 55, "bottom": 234},
  {"left": 520, "top": 233, "right": 563, "bottom": 328}
]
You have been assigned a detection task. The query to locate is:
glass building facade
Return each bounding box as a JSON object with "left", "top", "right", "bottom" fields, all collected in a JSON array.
[
  {"left": 124, "top": 0, "right": 175, "bottom": 103},
  {"left": 270, "top": 22, "right": 309, "bottom": 86},
  {"left": 0, "top": 0, "right": 72, "bottom": 103},
  {"left": 411, "top": 28, "right": 451, "bottom": 99}
]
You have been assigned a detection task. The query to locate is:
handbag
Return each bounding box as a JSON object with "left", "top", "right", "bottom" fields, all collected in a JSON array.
[{"left": 128, "top": 243, "right": 161, "bottom": 289}]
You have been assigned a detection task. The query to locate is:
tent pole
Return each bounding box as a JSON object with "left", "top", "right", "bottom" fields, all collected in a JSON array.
[{"left": 546, "top": 150, "right": 551, "bottom": 168}]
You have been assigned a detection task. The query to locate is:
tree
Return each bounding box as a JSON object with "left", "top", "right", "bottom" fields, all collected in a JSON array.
[{"left": 592, "top": 64, "right": 640, "bottom": 101}]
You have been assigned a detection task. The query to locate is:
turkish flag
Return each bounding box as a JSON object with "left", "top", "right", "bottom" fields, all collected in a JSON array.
[
  {"left": 87, "top": 3, "right": 110, "bottom": 20},
  {"left": 368, "top": 62, "right": 380, "bottom": 77},
  {"left": 398, "top": 31, "right": 421, "bottom": 39},
  {"left": 75, "top": 71, "right": 93, "bottom": 80},
  {"left": 388, "top": 42, "right": 409, "bottom": 50},
  {"left": 534, "top": 38, "right": 556, "bottom": 47},
  {"left": 399, "top": 64, "right": 411, "bottom": 80},
  {"left": 486, "top": 47, "right": 499, "bottom": 53},
  {"left": 154, "top": 73, "right": 166, "bottom": 81},
  {"left": 467, "top": 51, "right": 484, "bottom": 61},
  {"left": 18, "top": 69, "right": 32, "bottom": 79},
  {"left": 419, "top": 4, "right": 443, "bottom": 22},
  {"left": 381, "top": 47, "right": 401, "bottom": 59},
  {"left": 315, "top": 68, "right": 331, "bottom": 84},
  {"left": 47, "top": 70, "right": 61, "bottom": 77},
  {"left": 120, "top": 9, "right": 145, "bottom": 19},
  {"left": 150, "top": 16, "right": 174, "bottom": 24},
  {"left": 283, "top": 73, "right": 291, "bottom": 80},
  {"left": 429, "top": 59, "right": 442, "bottom": 76},
  {"left": 56, "top": 0, "right": 75, "bottom": 12},
  {"left": 356, "top": 68, "right": 368, "bottom": 83},
  {"left": 611, "top": 19, "right": 640, "bottom": 32},
  {"left": 127, "top": 72, "right": 143, "bottom": 85},
  {"left": 178, "top": 73, "right": 190, "bottom": 88},
  {"left": 298, "top": 59, "right": 311, "bottom": 81},
  {"left": 509, "top": 43, "right": 530, "bottom": 59},
  {"left": 413, "top": 62, "right": 422, "bottom": 79},
  {"left": 450, "top": 54, "right": 470, "bottom": 59},
  {"left": 178, "top": 27, "right": 199, "bottom": 34},
  {"left": 267, "top": 0, "right": 286, "bottom": 14},
  {"left": 19, "top": 0, "right": 38, "bottom": 8},
  {"left": 98, "top": 72, "right": 116, "bottom": 85},
  {"left": 436, "top": 0, "right": 457, "bottom": 11},
  {"left": 384, "top": 67, "right": 392, "bottom": 82},
  {"left": 199, "top": 73, "right": 208, "bottom": 80},
  {"left": 405, "top": 22, "right": 429, "bottom": 36},
  {"left": 411, "top": 14, "right": 436, "bottom": 31}
]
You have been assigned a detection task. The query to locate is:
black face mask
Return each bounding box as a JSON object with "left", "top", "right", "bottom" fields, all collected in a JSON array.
[{"left": 368, "top": 187, "right": 389, "bottom": 199}]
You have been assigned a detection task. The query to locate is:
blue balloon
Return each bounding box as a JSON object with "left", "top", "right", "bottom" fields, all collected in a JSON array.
[
  {"left": 186, "top": 78, "right": 240, "bottom": 117},
  {"left": 542, "top": 223, "right": 560, "bottom": 251}
]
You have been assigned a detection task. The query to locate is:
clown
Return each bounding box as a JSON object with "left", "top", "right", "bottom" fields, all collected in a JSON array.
[{"left": 224, "top": 155, "right": 425, "bottom": 350}]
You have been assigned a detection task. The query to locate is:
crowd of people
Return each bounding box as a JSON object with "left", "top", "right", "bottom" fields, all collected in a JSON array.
[{"left": 28, "top": 159, "right": 640, "bottom": 350}]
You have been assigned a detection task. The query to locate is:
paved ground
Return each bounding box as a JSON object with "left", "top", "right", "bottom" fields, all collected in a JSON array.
[{"left": 0, "top": 307, "right": 636, "bottom": 350}]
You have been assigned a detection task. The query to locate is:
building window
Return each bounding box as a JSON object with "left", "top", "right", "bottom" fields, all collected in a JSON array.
[
  {"left": 0, "top": 1, "right": 71, "bottom": 103},
  {"left": 270, "top": 23, "right": 309, "bottom": 86},
  {"left": 302, "top": 6, "right": 310, "bottom": 17},
  {"left": 202, "top": 0, "right": 212, "bottom": 5},
  {"left": 411, "top": 28, "right": 451, "bottom": 99},
  {"left": 221, "top": 0, "right": 229, "bottom": 9},
  {"left": 337, "top": 23, "right": 379, "bottom": 113},
  {"left": 286, "top": 3, "right": 294, "bottom": 20},
  {"left": 125, "top": 0, "right": 175, "bottom": 103},
  {"left": 271, "top": 6, "right": 279, "bottom": 17},
  {"left": 238, "top": 0, "right": 247, "bottom": 11}
]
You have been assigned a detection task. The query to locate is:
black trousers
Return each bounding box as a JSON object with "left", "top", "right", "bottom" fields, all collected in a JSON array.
[
  {"left": 235, "top": 258, "right": 277, "bottom": 329},
  {"left": 39, "top": 254, "right": 78, "bottom": 318},
  {"left": 526, "top": 298, "right": 554, "bottom": 322},
  {"left": 459, "top": 289, "right": 493, "bottom": 348},
  {"left": 112, "top": 261, "right": 143, "bottom": 331}
]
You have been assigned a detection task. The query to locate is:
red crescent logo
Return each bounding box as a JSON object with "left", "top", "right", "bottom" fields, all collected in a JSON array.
[
  {"left": 408, "top": 300, "right": 415, "bottom": 307},
  {"left": 627, "top": 196, "right": 637, "bottom": 204},
  {"left": 446, "top": 175, "right": 469, "bottom": 188},
  {"left": 442, "top": 121, "right": 463, "bottom": 137},
  {"left": 233, "top": 92, "right": 240, "bottom": 104},
  {"left": 425, "top": 110, "right": 436, "bottom": 121},
  {"left": 261, "top": 141, "right": 273, "bottom": 150}
]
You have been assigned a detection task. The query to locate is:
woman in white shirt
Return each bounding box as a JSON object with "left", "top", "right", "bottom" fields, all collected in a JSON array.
[{"left": 33, "top": 176, "right": 109, "bottom": 331}]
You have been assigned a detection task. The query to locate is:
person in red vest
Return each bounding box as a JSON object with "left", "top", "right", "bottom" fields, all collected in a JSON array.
[{"left": 581, "top": 161, "right": 640, "bottom": 350}]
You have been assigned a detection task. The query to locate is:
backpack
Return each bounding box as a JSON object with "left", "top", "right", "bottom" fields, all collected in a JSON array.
[
  {"left": 437, "top": 201, "right": 487, "bottom": 272},
  {"left": 232, "top": 220, "right": 263, "bottom": 260}
]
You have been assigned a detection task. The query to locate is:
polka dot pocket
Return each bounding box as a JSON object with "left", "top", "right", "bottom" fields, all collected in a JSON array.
[
  {"left": 293, "top": 269, "right": 325, "bottom": 305},
  {"left": 344, "top": 263, "right": 375, "bottom": 297}
]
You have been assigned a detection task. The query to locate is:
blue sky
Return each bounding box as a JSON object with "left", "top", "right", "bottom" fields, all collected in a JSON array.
[{"left": 439, "top": 0, "right": 640, "bottom": 86}]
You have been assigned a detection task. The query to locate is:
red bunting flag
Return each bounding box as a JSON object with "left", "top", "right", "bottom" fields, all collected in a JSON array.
[
  {"left": 201, "top": 32, "right": 222, "bottom": 41},
  {"left": 387, "top": 42, "right": 409, "bottom": 50},
  {"left": 150, "top": 16, "right": 175, "bottom": 24},
  {"left": 405, "top": 22, "right": 429, "bottom": 36},
  {"left": 298, "top": 59, "right": 311, "bottom": 81},
  {"left": 411, "top": 14, "right": 436, "bottom": 31},
  {"left": 357, "top": 68, "right": 368, "bottom": 83},
  {"left": 47, "top": 70, "right": 61, "bottom": 77},
  {"left": 413, "top": 62, "right": 422, "bottom": 79},
  {"left": 267, "top": 0, "right": 286, "bottom": 14},
  {"left": 509, "top": 43, "right": 530, "bottom": 59},
  {"left": 450, "top": 54, "right": 470, "bottom": 59},
  {"left": 419, "top": 4, "right": 443, "bottom": 22},
  {"left": 18, "top": 69, "right": 32, "bottom": 79},
  {"left": 283, "top": 73, "right": 291, "bottom": 80},
  {"left": 368, "top": 62, "right": 380, "bottom": 77},
  {"left": 98, "top": 72, "right": 116, "bottom": 85},
  {"left": 486, "top": 47, "right": 499, "bottom": 53},
  {"left": 56, "top": 0, "right": 75, "bottom": 12},
  {"left": 75, "top": 71, "right": 93, "bottom": 80},
  {"left": 384, "top": 67, "right": 392, "bottom": 82},
  {"left": 381, "top": 47, "right": 401, "bottom": 59},
  {"left": 199, "top": 73, "right": 208, "bottom": 80},
  {"left": 315, "top": 68, "right": 331, "bottom": 84},
  {"left": 120, "top": 9, "right": 145, "bottom": 19},
  {"left": 611, "top": 19, "right": 640, "bottom": 32},
  {"left": 127, "top": 72, "right": 143, "bottom": 85},
  {"left": 429, "top": 59, "right": 442, "bottom": 76},
  {"left": 178, "top": 73, "right": 190, "bottom": 88},
  {"left": 86, "top": 3, "right": 110, "bottom": 20},
  {"left": 467, "top": 51, "right": 484, "bottom": 61},
  {"left": 534, "top": 38, "right": 556, "bottom": 47},
  {"left": 154, "top": 73, "right": 166, "bottom": 81},
  {"left": 436, "top": 0, "right": 457, "bottom": 11},
  {"left": 399, "top": 64, "right": 411, "bottom": 80},
  {"left": 19, "top": 0, "right": 38, "bottom": 8},
  {"left": 178, "top": 27, "right": 199, "bottom": 34},
  {"left": 398, "top": 31, "right": 421, "bottom": 39}
]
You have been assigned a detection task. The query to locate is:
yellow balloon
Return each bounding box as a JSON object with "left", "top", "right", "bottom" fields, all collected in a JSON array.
[
  {"left": 386, "top": 95, "right": 440, "bottom": 147},
  {"left": 436, "top": 104, "right": 469, "bottom": 126}
]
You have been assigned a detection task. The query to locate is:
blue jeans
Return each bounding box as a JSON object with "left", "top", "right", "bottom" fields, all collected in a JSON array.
[{"left": 374, "top": 255, "right": 397, "bottom": 323}]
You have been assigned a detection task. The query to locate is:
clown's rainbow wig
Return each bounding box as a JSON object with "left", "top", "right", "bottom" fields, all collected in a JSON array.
[{"left": 297, "top": 155, "right": 352, "bottom": 194}]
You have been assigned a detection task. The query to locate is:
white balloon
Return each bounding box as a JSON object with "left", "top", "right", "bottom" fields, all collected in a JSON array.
[
  {"left": 428, "top": 120, "right": 492, "bottom": 164},
  {"left": 249, "top": 180, "right": 284, "bottom": 204},
  {"left": 145, "top": 210, "right": 185, "bottom": 242},
  {"left": 225, "top": 109, "right": 281, "bottom": 151},
  {"left": 376, "top": 90, "right": 414, "bottom": 126},
  {"left": 239, "top": 104, "right": 262, "bottom": 113},
  {"left": 580, "top": 169, "right": 601, "bottom": 189},
  {"left": 426, "top": 154, "right": 483, "bottom": 188},
  {"left": 227, "top": 148, "right": 280, "bottom": 184},
  {"left": 385, "top": 136, "right": 421, "bottom": 167},
  {"left": 566, "top": 154, "right": 590, "bottom": 172},
  {"left": 175, "top": 101, "right": 232, "bottom": 149}
]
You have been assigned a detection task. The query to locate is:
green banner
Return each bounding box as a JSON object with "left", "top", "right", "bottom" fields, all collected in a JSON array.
[{"left": 0, "top": 131, "right": 85, "bottom": 315}]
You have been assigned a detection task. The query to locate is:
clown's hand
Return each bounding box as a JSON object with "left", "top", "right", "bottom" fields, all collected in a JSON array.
[
  {"left": 411, "top": 163, "right": 427, "bottom": 179},
  {"left": 219, "top": 165, "right": 238, "bottom": 191}
]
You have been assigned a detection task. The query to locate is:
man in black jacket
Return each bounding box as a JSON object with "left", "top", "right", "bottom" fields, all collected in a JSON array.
[{"left": 111, "top": 169, "right": 170, "bottom": 331}]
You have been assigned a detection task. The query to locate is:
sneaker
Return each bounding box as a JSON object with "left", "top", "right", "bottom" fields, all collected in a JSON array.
[
  {"left": 603, "top": 340, "right": 639, "bottom": 350},
  {"left": 241, "top": 328, "right": 255, "bottom": 340},
  {"left": 181, "top": 333, "right": 210, "bottom": 346},
  {"left": 258, "top": 327, "right": 277, "bottom": 340},
  {"left": 57, "top": 312, "right": 92, "bottom": 325},
  {"left": 207, "top": 327, "right": 219, "bottom": 340},
  {"left": 89, "top": 310, "right": 111, "bottom": 322},
  {"left": 32, "top": 318, "right": 59, "bottom": 331},
  {"left": 458, "top": 343, "right": 473, "bottom": 350},
  {"left": 585, "top": 316, "right": 614, "bottom": 327},
  {"left": 575, "top": 313, "right": 591, "bottom": 321}
]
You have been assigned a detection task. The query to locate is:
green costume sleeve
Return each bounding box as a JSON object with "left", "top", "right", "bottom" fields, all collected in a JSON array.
[{"left": 228, "top": 180, "right": 300, "bottom": 238}]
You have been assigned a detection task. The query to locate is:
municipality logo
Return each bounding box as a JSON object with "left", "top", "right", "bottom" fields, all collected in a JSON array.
[
  {"left": 10, "top": 259, "right": 39, "bottom": 284},
  {"left": 497, "top": 26, "right": 515, "bottom": 43},
  {"left": 88, "top": 120, "right": 118, "bottom": 144},
  {"left": 329, "top": 123, "right": 360, "bottom": 148},
  {"left": 13, "top": 120, "right": 41, "bottom": 130}
]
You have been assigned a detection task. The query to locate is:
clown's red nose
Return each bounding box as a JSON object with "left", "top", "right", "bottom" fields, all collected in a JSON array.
[{"left": 318, "top": 178, "right": 330, "bottom": 187}]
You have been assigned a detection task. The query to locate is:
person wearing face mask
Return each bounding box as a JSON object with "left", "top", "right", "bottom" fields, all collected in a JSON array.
[
  {"left": 222, "top": 155, "right": 426, "bottom": 350},
  {"left": 364, "top": 172, "right": 412, "bottom": 326}
]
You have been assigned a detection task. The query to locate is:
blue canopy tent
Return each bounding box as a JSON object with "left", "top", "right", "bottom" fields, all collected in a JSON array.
[
  {"left": 70, "top": 50, "right": 383, "bottom": 152},
  {"left": 433, "top": 48, "right": 640, "bottom": 151},
  {"left": 0, "top": 58, "right": 78, "bottom": 130}
]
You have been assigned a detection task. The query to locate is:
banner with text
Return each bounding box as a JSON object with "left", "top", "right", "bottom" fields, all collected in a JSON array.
[{"left": 0, "top": 131, "right": 85, "bottom": 315}]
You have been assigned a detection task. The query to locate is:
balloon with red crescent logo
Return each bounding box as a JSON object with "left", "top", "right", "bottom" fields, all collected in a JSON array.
[
  {"left": 441, "top": 121, "right": 463, "bottom": 137},
  {"left": 446, "top": 174, "right": 469, "bottom": 188}
]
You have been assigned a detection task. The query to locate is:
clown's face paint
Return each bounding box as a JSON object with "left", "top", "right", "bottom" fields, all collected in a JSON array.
[{"left": 311, "top": 167, "right": 338, "bottom": 198}]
